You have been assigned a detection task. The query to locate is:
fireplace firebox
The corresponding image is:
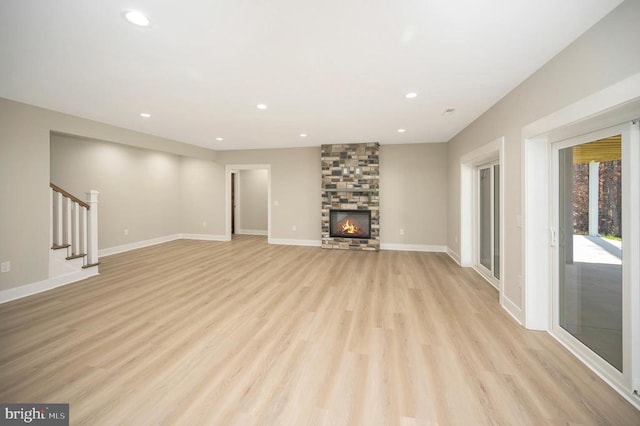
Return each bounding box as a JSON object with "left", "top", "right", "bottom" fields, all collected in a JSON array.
[{"left": 329, "top": 210, "right": 371, "bottom": 239}]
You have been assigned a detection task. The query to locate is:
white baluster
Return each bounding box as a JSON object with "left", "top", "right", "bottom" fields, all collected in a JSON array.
[
  {"left": 63, "top": 196, "right": 72, "bottom": 250},
  {"left": 54, "top": 191, "right": 63, "bottom": 247},
  {"left": 50, "top": 188, "right": 54, "bottom": 248},
  {"left": 72, "top": 201, "right": 80, "bottom": 256},
  {"left": 80, "top": 206, "right": 88, "bottom": 262},
  {"left": 85, "top": 190, "right": 99, "bottom": 266}
]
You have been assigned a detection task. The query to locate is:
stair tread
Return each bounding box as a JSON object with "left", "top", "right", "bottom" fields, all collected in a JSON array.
[
  {"left": 66, "top": 253, "right": 87, "bottom": 260},
  {"left": 51, "top": 244, "right": 71, "bottom": 250},
  {"left": 82, "top": 262, "right": 100, "bottom": 269}
]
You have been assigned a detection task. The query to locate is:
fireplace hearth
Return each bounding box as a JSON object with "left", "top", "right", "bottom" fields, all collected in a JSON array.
[{"left": 330, "top": 210, "right": 371, "bottom": 239}]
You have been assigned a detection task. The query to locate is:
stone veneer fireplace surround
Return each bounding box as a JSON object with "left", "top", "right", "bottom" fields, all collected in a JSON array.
[{"left": 321, "top": 143, "right": 380, "bottom": 250}]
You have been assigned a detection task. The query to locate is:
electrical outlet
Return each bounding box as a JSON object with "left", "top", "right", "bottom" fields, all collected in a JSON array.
[
  {"left": 292, "top": 225, "right": 297, "bottom": 232},
  {"left": 124, "top": 229, "right": 129, "bottom": 236},
  {"left": 274, "top": 200, "right": 279, "bottom": 206},
  {"left": 1, "top": 261, "right": 10, "bottom": 273},
  {"left": 399, "top": 228, "right": 405, "bottom": 236},
  {"left": 202, "top": 221, "right": 207, "bottom": 227}
]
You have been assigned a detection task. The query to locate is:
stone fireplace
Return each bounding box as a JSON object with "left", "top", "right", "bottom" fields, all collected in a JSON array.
[{"left": 321, "top": 143, "right": 379, "bottom": 250}]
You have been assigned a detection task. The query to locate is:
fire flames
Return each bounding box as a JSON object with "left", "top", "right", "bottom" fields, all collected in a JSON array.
[
  {"left": 332, "top": 213, "right": 369, "bottom": 239},
  {"left": 341, "top": 219, "right": 359, "bottom": 234}
]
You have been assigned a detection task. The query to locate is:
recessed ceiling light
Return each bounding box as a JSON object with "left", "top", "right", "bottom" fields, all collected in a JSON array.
[
  {"left": 300, "top": 133, "right": 307, "bottom": 138},
  {"left": 256, "top": 104, "right": 268, "bottom": 110},
  {"left": 140, "top": 113, "right": 151, "bottom": 118},
  {"left": 397, "top": 128, "right": 406, "bottom": 133},
  {"left": 124, "top": 10, "right": 150, "bottom": 27},
  {"left": 405, "top": 92, "right": 418, "bottom": 99},
  {"left": 216, "top": 137, "right": 224, "bottom": 141}
]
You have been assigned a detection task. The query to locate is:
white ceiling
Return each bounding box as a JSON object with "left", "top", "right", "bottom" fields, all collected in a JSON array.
[{"left": 0, "top": 0, "right": 623, "bottom": 151}]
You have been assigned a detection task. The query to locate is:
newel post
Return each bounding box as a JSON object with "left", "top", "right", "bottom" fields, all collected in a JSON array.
[{"left": 85, "top": 190, "right": 100, "bottom": 266}]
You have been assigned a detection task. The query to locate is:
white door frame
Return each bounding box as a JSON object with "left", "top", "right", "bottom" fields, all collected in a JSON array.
[
  {"left": 225, "top": 164, "right": 271, "bottom": 242},
  {"left": 460, "top": 137, "right": 506, "bottom": 308}
]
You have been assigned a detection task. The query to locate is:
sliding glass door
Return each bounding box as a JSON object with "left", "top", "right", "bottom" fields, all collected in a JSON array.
[
  {"left": 477, "top": 163, "right": 500, "bottom": 286},
  {"left": 553, "top": 122, "right": 639, "bottom": 393},
  {"left": 557, "top": 135, "right": 623, "bottom": 370}
]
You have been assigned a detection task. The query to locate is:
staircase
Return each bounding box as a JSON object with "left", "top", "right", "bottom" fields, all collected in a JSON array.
[{"left": 50, "top": 183, "right": 100, "bottom": 281}]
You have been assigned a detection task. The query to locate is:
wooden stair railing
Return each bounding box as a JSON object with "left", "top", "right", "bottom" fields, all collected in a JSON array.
[{"left": 50, "top": 183, "right": 100, "bottom": 268}]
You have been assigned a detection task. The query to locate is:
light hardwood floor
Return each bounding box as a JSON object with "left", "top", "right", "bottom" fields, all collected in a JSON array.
[{"left": 1, "top": 236, "right": 639, "bottom": 425}]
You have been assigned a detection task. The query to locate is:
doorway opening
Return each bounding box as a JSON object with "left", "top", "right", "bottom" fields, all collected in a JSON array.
[{"left": 225, "top": 164, "right": 271, "bottom": 242}]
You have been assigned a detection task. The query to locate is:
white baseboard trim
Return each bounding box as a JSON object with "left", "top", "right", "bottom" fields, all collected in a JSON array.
[
  {"left": 501, "top": 294, "right": 523, "bottom": 325},
  {"left": 0, "top": 269, "right": 99, "bottom": 304},
  {"left": 236, "top": 229, "right": 268, "bottom": 236},
  {"left": 269, "top": 238, "right": 322, "bottom": 247},
  {"left": 380, "top": 243, "right": 447, "bottom": 252},
  {"left": 100, "top": 233, "right": 230, "bottom": 257},
  {"left": 98, "top": 234, "right": 182, "bottom": 257},
  {"left": 180, "top": 233, "right": 229, "bottom": 241},
  {"left": 446, "top": 247, "right": 461, "bottom": 265}
]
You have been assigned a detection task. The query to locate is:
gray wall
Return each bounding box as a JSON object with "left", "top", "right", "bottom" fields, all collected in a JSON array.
[
  {"left": 180, "top": 156, "right": 226, "bottom": 236},
  {"left": 51, "top": 134, "right": 182, "bottom": 249},
  {"left": 238, "top": 169, "right": 268, "bottom": 234},
  {"left": 0, "top": 98, "right": 216, "bottom": 292},
  {"left": 51, "top": 134, "right": 228, "bottom": 246},
  {"left": 380, "top": 143, "right": 448, "bottom": 247},
  {"left": 447, "top": 0, "right": 640, "bottom": 309}
]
